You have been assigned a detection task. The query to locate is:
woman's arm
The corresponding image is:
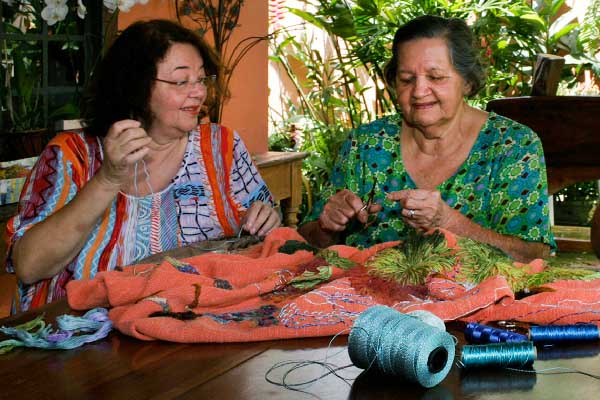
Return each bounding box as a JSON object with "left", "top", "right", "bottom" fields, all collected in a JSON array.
[
  {"left": 442, "top": 207, "right": 550, "bottom": 262},
  {"left": 12, "top": 120, "right": 152, "bottom": 284},
  {"left": 12, "top": 174, "right": 121, "bottom": 283},
  {"left": 388, "top": 189, "right": 549, "bottom": 262}
]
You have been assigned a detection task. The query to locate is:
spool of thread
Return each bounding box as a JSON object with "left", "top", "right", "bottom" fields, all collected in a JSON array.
[
  {"left": 529, "top": 324, "right": 600, "bottom": 343},
  {"left": 465, "top": 322, "right": 600, "bottom": 345},
  {"left": 459, "top": 342, "right": 536, "bottom": 369},
  {"left": 348, "top": 305, "right": 455, "bottom": 388},
  {"left": 407, "top": 310, "right": 446, "bottom": 332},
  {"left": 465, "top": 322, "right": 528, "bottom": 344}
]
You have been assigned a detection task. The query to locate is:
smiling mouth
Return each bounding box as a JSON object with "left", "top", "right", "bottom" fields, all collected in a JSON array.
[
  {"left": 181, "top": 106, "right": 200, "bottom": 114},
  {"left": 413, "top": 102, "right": 436, "bottom": 109}
]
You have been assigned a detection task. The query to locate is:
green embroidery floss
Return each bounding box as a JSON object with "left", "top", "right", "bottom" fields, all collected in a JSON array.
[{"left": 348, "top": 305, "right": 455, "bottom": 388}]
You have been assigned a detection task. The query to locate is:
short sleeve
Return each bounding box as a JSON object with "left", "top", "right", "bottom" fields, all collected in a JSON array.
[
  {"left": 5, "top": 135, "right": 94, "bottom": 273},
  {"left": 488, "top": 121, "right": 555, "bottom": 248}
]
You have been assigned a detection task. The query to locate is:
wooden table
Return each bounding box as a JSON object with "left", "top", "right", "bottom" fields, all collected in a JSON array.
[
  {"left": 254, "top": 151, "right": 308, "bottom": 228},
  {"left": 2, "top": 299, "right": 600, "bottom": 399}
]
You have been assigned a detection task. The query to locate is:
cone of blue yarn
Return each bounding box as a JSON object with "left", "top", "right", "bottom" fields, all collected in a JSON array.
[{"left": 348, "top": 305, "right": 455, "bottom": 388}]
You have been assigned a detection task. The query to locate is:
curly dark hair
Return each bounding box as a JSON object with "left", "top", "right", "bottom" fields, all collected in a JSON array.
[
  {"left": 383, "top": 15, "right": 485, "bottom": 98},
  {"left": 81, "top": 19, "right": 225, "bottom": 137}
]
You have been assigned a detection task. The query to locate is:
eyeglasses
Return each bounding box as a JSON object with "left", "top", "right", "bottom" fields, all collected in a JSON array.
[{"left": 154, "top": 75, "right": 217, "bottom": 92}]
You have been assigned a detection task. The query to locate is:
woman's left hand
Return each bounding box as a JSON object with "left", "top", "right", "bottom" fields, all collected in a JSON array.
[
  {"left": 386, "top": 189, "right": 453, "bottom": 231},
  {"left": 241, "top": 201, "right": 281, "bottom": 237}
]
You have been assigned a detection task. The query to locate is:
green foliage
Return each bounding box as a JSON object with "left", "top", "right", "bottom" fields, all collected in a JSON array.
[
  {"left": 1, "top": 1, "right": 87, "bottom": 133},
  {"left": 269, "top": 29, "right": 367, "bottom": 212},
  {"left": 269, "top": 0, "right": 600, "bottom": 217}
]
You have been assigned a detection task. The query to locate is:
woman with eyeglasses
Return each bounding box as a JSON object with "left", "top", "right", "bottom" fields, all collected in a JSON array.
[{"left": 5, "top": 20, "right": 280, "bottom": 313}]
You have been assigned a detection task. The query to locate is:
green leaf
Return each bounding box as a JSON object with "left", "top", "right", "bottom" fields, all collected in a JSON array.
[{"left": 289, "top": 266, "right": 333, "bottom": 289}]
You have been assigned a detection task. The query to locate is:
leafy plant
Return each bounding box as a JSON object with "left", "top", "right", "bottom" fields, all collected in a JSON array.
[
  {"left": 269, "top": 28, "right": 370, "bottom": 216},
  {"left": 1, "top": 0, "right": 135, "bottom": 134}
]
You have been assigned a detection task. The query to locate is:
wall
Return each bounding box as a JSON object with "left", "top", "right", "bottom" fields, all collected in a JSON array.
[{"left": 118, "top": 1, "right": 269, "bottom": 153}]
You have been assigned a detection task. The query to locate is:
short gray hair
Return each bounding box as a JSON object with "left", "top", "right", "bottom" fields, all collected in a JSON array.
[{"left": 384, "top": 15, "right": 485, "bottom": 97}]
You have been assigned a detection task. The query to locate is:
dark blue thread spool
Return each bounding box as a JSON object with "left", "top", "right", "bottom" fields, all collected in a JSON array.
[{"left": 464, "top": 322, "right": 528, "bottom": 344}]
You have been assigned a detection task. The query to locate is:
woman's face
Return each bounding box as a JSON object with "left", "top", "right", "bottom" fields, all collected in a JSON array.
[
  {"left": 148, "top": 43, "right": 208, "bottom": 140},
  {"left": 394, "top": 37, "right": 468, "bottom": 131}
]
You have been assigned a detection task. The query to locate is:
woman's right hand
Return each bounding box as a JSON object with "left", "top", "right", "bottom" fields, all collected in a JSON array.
[
  {"left": 318, "top": 189, "right": 382, "bottom": 232},
  {"left": 97, "top": 119, "right": 154, "bottom": 188}
]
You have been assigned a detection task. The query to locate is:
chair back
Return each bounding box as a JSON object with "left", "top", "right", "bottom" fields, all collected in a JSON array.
[{"left": 486, "top": 96, "right": 600, "bottom": 194}]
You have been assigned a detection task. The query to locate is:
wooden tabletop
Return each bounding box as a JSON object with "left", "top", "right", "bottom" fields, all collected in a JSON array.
[{"left": 2, "top": 299, "right": 600, "bottom": 399}]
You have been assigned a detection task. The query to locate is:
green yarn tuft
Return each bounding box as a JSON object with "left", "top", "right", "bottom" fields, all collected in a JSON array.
[
  {"left": 365, "top": 230, "right": 455, "bottom": 285},
  {"left": 456, "top": 237, "right": 527, "bottom": 291}
]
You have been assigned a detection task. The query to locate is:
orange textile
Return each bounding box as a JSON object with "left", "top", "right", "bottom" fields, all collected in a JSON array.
[{"left": 66, "top": 228, "right": 600, "bottom": 343}]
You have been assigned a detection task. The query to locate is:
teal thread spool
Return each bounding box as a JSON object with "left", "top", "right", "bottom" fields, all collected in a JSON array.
[
  {"left": 348, "top": 305, "right": 455, "bottom": 388},
  {"left": 459, "top": 342, "right": 536, "bottom": 369}
]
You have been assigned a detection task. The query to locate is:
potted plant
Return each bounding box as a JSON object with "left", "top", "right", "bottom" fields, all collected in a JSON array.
[{"left": 0, "top": 0, "right": 146, "bottom": 161}]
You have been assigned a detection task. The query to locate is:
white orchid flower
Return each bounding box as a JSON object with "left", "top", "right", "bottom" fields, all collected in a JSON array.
[
  {"left": 44, "top": 0, "right": 68, "bottom": 6},
  {"left": 118, "top": 0, "right": 138, "bottom": 12},
  {"left": 103, "top": 0, "right": 139, "bottom": 13},
  {"left": 102, "top": 0, "right": 118, "bottom": 12},
  {"left": 41, "top": 3, "right": 69, "bottom": 26},
  {"left": 77, "top": 0, "right": 87, "bottom": 19}
]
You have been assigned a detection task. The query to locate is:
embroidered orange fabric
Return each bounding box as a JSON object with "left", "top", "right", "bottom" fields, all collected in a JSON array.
[{"left": 67, "top": 228, "right": 600, "bottom": 343}]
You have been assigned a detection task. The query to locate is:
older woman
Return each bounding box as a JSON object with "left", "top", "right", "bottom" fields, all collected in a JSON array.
[
  {"left": 6, "top": 20, "right": 280, "bottom": 313},
  {"left": 299, "top": 15, "right": 554, "bottom": 262}
]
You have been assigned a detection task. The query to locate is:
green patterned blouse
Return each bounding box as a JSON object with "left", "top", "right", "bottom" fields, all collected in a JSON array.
[{"left": 304, "top": 112, "right": 556, "bottom": 249}]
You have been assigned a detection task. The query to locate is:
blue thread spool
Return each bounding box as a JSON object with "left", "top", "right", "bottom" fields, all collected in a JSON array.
[
  {"left": 464, "top": 322, "right": 528, "bottom": 344},
  {"left": 348, "top": 305, "right": 455, "bottom": 388},
  {"left": 529, "top": 324, "right": 600, "bottom": 344},
  {"left": 459, "top": 342, "right": 536, "bottom": 369}
]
